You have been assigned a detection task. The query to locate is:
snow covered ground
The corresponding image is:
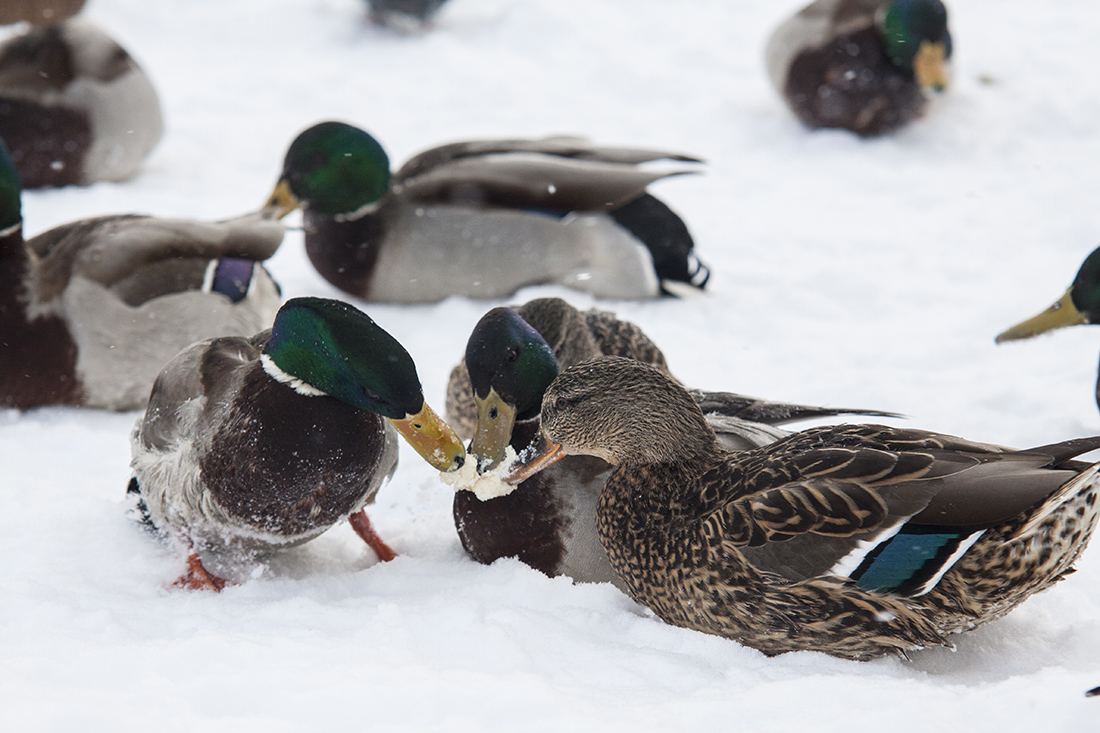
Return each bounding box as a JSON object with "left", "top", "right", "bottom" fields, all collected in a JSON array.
[{"left": 3, "top": 0, "right": 1100, "bottom": 729}]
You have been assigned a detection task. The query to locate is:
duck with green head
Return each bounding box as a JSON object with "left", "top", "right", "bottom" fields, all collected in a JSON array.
[
  {"left": 0, "top": 138, "right": 285, "bottom": 411},
  {"left": 129, "top": 296, "right": 467, "bottom": 591},
  {"left": 447, "top": 299, "right": 900, "bottom": 589},
  {"left": 765, "top": 0, "right": 952, "bottom": 135},
  {"left": 506, "top": 356, "right": 1100, "bottom": 659},
  {"left": 996, "top": 246, "right": 1100, "bottom": 409},
  {"left": 262, "top": 121, "right": 709, "bottom": 303}
]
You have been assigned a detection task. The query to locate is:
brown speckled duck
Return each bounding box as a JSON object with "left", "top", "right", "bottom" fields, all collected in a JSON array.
[
  {"left": 0, "top": 16, "right": 163, "bottom": 187},
  {"left": 448, "top": 299, "right": 898, "bottom": 590},
  {"left": 765, "top": 0, "right": 952, "bottom": 136},
  {"left": 129, "top": 297, "right": 467, "bottom": 591},
  {"left": 507, "top": 356, "right": 1100, "bottom": 659}
]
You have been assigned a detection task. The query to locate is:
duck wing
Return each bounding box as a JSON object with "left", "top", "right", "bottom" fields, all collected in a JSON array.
[
  {"left": 712, "top": 426, "right": 1100, "bottom": 592},
  {"left": 136, "top": 332, "right": 265, "bottom": 453},
  {"left": 688, "top": 388, "right": 902, "bottom": 426},
  {"left": 394, "top": 136, "right": 701, "bottom": 182},
  {"left": 395, "top": 152, "right": 696, "bottom": 214},
  {"left": 27, "top": 212, "right": 284, "bottom": 303}
]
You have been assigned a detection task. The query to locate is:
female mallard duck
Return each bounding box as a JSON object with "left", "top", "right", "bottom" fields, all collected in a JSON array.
[
  {"left": 0, "top": 0, "right": 85, "bottom": 26},
  {"left": 506, "top": 356, "right": 1100, "bottom": 659},
  {"left": 765, "top": 0, "right": 952, "bottom": 136},
  {"left": 0, "top": 138, "right": 285, "bottom": 411},
  {"left": 447, "top": 299, "right": 898, "bottom": 589},
  {"left": 262, "top": 121, "right": 709, "bottom": 303},
  {"left": 996, "top": 245, "right": 1100, "bottom": 410},
  {"left": 0, "top": 17, "right": 163, "bottom": 188},
  {"left": 129, "top": 296, "right": 467, "bottom": 591},
  {"left": 366, "top": 0, "right": 448, "bottom": 30}
]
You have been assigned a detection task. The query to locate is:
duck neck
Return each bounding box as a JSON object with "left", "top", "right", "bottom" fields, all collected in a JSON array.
[
  {"left": 0, "top": 224, "right": 83, "bottom": 408},
  {"left": 303, "top": 206, "right": 386, "bottom": 298},
  {"left": 0, "top": 224, "right": 29, "bottom": 316}
]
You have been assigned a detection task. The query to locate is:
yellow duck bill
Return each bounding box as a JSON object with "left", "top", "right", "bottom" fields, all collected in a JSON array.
[
  {"left": 469, "top": 389, "right": 518, "bottom": 471},
  {"left": 389, "top": 403, "right": 467, "bottom": 472},
  {"left": 996, "top": 289, "right": 1086, "bottom": 343},
  {"left": 262, "top": 179, "right": 301, "bottom": 220}
]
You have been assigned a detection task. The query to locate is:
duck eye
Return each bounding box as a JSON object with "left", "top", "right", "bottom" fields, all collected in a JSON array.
[
  {"left": 361, "top": 386, "right": 381, "bottom": 402},
  {"left": 554, "top": 396, "right": 568, "bottom": 411},
  {"left": 506, "top": 347, "right": 520, "bottom": 363}
]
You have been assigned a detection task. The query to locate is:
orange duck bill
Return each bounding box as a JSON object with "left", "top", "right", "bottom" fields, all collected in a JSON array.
[{"left": 500, "top": 428, "right": 566, "bottom": 484}]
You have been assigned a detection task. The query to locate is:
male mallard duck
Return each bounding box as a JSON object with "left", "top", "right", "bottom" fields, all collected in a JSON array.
[
  {"left": 506, "top": 356, "right": 1100, "bottom": 659},
  {"left": 996, "top": 245, "right": 1100, "bottom": 410},
  {"left": 0, "top": 0, "right": 85, "bottom": 26},
  {"left": 366, "top": 0, "right": 448, "bottom": 31},
  {"left": 447, "top": 299, "right": 898, "bottom": 589},
  {"left": 0, "top": 138, "right": 284, "bottom": 411},
  {"left": 765, "top": 0, "right": 952, "bottom": 136},
  {"left": 262, "top": 121, "right": 709, "bottom": 303},
  {"left": 129, "top": 296, "right": 467, "bottom": 591},
  {"left": 0, "top": 17, "right": 163, "bottom": 188}
]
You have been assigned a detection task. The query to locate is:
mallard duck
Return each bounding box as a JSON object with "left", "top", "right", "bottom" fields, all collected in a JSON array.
[
  {"left": 765, "top": 0, "right": 952, "bottom": 136},
  {"left": 0, "top": 0, "right": 85, "bottom": 26},
  {"left": 129, "top": 296, "right": 467, "bottom": 591},
  {"left": 0, "top": 17, "right": 163, "bottom": 188},
  {"left": 0, "top": 137, "right": 285, "bottom": 411},
  {"left": 996, "top": 245, "right": 1100, "bottom": 410},
  {"left": 505, "top": 356, "right": 1100, "bottom": 659},
  {"left": 366, "top": 0, "right": 448, "bottom": 31},
  {"left": 448, "top": 299, "right": 899, "bottom": 589},
  {"left": 262, "top": 121, "right": 709, "bottom": 303}
]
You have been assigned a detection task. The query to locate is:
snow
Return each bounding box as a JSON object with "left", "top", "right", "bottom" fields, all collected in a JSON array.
[{"left": 3, "top": 0, "right": 1100, "bottom": 729}]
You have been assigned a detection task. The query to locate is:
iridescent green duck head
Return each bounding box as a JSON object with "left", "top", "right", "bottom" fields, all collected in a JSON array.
[
  {"left": 263, "top": 121, "right": 391, "bottom": 219},
  {"left": 464, "top": 306, "right": 560, "bottom": 470},
  {"left": 264, "top": 297, "right": 465, "bottom": 472},
  {"left": 881, "top": 0, "right": 952, "bottom": 91},
  {"left": 0, "top": 137, "right": 23, "bottom": 233},
  {"left": 996, "top": 247, "right": 1100, "bottom": 343}
]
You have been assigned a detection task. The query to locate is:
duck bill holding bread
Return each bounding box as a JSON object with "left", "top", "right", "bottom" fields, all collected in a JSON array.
[
  {"left": 501, "top": 428, "right": 567, "bottom": 484},
  {"left": 469, "top": 389, "right": 518, "bottom": 471}
]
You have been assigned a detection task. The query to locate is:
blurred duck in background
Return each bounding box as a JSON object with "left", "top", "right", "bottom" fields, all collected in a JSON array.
[
  {"left": 766, "top": 0, "right": 952, "bottom": 136},
  {"left": 0, "top": 11, "right": 163, "bottom": 187},
  {"left": 263, "top": 121, "right": 709, "bottom": 303},
  {"left": 366, "top": 0, "right": 449, "bottom": 31},
  {"left": 0, "top": 138, "right": 284, "bottom": 411}
]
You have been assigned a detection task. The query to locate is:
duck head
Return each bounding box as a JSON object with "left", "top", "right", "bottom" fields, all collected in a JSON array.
[
  {"left": 464, "top": 306, "right": 560, "bottom": 471},
  {"left": 881, "top": 0, "right": 952, "bottom": 91},
  {"left": 504, "top": 356, "right": 715, "bottom": 484},
  {"left": 263, "top": 121, "right": 391, "bottom": 219},
  {"left": 264, "top": 297, "right": 465, "bottom": 472},
  {"left": 996, "top": 246, "right": 1100, "bottom": 343}
]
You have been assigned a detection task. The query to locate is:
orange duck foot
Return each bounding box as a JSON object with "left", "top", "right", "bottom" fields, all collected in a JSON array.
[
  {"left": 348, "top": 509, "right": 397, "bottom": 562},
  {"left": 173, "top": 552, "right": 228, "bottom": 592}
]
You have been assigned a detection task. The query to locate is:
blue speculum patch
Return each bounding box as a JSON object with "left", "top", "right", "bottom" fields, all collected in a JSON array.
[
  {"left": 211, "top": 258, "right": 254, "bottom": 302},
  {"left": 850, "top": 529, "right": 963, "bottom": 595}
]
